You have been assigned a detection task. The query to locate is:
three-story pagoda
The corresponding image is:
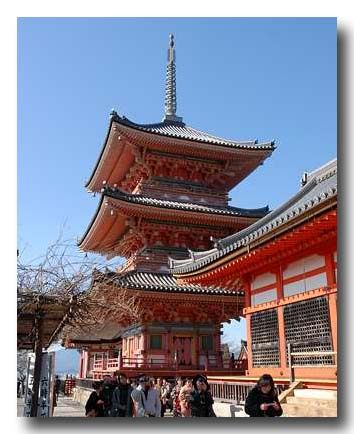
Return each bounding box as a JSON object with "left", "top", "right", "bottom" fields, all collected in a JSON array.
[{"left": 69, "top": 35, "right": 275, "bottom": 379}]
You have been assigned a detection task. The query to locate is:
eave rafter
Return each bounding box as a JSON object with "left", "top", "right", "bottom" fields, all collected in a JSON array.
[
  {"left": 79, "top": 190, "right": 263, "bottom": 257},
  {"left": 85, "top": 114, "right": 275, "bottom": 194},
  {"left": 177, "top": 209, "right": 337, "bottom": 286}
]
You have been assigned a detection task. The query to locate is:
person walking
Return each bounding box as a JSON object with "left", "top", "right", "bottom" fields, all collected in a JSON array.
[
  {"left": 189, "top": 374, "right": 216, "bottom": 417},
  {"left": 85, "top": 381, "right": 105, "bottom": 417},
  {"left": 131, "top": 376, "right": 161, "bottom": 417},
  {"left": 179, "top": 378, "right": 192, "bottom": 417},
  {"left": 244, "top": 374, "right": 283, "bottom": 417},
  {"left": 171, "top": 377, "right": 183, "bottom": 417},
  {"left": 55, "top": 375, "right": 61, "bottom": 401},
  {"left": 112, "top": 373, "right": 133, "bottom": 417},
  {"left": 101, "top": 375, "right": 115, "bottom": 417},
  {"left": 156, "top": 377, "right": 169, "bottom": 417}
]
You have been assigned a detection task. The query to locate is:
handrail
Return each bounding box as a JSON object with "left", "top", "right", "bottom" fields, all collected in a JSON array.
[
  {"left": 209, "top": 381, "right": 287, "bottom": 404},
  {"left": 290, "top": 351, "right": 337, "bottom": 356},
  {"left": 288, "top": 343, "right": 336, "bottom": 383}
]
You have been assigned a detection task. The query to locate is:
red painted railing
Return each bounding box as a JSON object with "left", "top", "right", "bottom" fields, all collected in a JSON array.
[{"left": 91, "top": 356, "right": 246, "bottom": 376}]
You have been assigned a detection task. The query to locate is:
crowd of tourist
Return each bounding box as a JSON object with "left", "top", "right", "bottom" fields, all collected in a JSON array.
[
  {"left": 85, "top": 372, "right": 216, "bottom": 418},
  {"left": 84, "top": 372, "right": 282, "bottom": 418}
]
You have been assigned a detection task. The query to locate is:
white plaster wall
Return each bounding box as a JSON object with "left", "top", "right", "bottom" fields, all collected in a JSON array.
[
  {"left": 283, "top": 272, "right": 327, "bottom": 297},
  {"left": 251, "top": 272, "right": 276, "bottom": 290},
  {"left": 304, "top": 272, "right": 327, "bottom": 290},
  {"left": 283, "top": 254, "right": 325, "bottom": 279},
  {"left": 251, "top": 288, "right": 277, "bottom": 306},
  {"left": 283, "top": 280, "right": 306, "bottom": 297}
]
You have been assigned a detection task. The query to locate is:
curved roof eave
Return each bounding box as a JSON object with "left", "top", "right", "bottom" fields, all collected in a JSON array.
[
  {"left": 112, "top": 113, "right": 276, "bottom": 151},
  {"left": 77, "top": 194, "right": 106, "bottom": 248},
  {"left": 85, "top": 118, "right": 114, "bottom": 190},
  {"left": 84, "top": 113, "right": 276, "bottom": 194},
  {"left": 172, "top": 164, "right": 337, "bottom": 275},
  {"left": 103, "top": 187, "right": 270, "bottom": 219}
]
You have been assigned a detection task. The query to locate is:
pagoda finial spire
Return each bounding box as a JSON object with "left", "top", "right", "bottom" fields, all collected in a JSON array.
[{"left": 163, "top": 34, "right": 183, "bottom": 123}]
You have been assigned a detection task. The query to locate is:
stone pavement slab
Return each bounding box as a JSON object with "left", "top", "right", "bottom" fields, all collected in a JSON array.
[{"left": 53, "top": 396, "right": 85, "bottom": 417}]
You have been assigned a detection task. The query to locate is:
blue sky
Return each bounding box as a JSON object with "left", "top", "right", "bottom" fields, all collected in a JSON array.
[{"left": 18, "top": 18, "right": 337, "bottom": 347}]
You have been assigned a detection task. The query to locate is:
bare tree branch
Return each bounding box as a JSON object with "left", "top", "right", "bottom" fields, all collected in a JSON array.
[{"left": 17, "top": 237, "right": 141, "bottom": 344}]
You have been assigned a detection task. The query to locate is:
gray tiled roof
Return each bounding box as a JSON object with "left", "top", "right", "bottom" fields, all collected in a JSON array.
[
  {"left": 171, "top": 159, "right": 337, "bottom": 275},
  {"left": 97, "top": 270, "right": 243, "bottom": 296},
  {"left": 112, "top": 113, "right": 275, "bottom": 150},
  {"left": 104, "top": 187, "right": 269, "bottom": 218}
]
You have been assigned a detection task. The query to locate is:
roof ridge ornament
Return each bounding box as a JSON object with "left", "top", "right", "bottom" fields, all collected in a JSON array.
[{"left": 163, "top": 34, "right": 184, "bottom": 124}]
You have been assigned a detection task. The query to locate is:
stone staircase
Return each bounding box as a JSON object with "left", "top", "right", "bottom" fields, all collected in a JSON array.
[{"left": 281, "top": 388, "right": 337, "bottom": 417}]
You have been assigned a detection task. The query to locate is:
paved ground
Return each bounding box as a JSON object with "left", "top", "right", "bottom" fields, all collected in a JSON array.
[
  {"left": 18, "top": 395, "right": 245, "bottom": 417},
  {"left": 53, "top": 397, "right": 85, "bottom": 417},
  {"left": 17, "top": 397, "right": 25, "bottom": 417},
  {"left": 17, "top": 396, "right": 85, "bottom": 417}
]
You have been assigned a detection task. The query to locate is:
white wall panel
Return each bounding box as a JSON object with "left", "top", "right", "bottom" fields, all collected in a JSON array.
[
  {"left": 251, "top": 272, "right": 276, "bottom": 290},
  {"left": 304, "top": 272, "right": 327, "bottom": 291},
  {"left": 251, "top": 288, "right": 277, "bottom": 306},
  {"left": 283, "top": 272, "right": 327, "bottom": 297},
  {"left": 283, "top": 280, "right": 306, "bottom": 297},
  {"left": 283, "top": 254, "right": 325, "bottom": 279}
]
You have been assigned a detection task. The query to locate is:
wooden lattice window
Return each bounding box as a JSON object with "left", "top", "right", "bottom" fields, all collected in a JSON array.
[
  {"left": 150, "top": 334, "right": 162, "bottom": 350},
  {"left": 201, "top": 335, "right": 213, "bottom": 351},
  {"left": 251, "top": 308, "right": 280, "bottom": 367},
  {"left": 284, "top": 296, "right": 334, "bottom": 366}
]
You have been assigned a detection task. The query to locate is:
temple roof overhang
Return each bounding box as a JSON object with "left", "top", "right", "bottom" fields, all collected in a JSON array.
[
  {"left": 171, "top": 159, "right": 337, "bottom": 277},
  {"left": 17, "top": 292, "right": 76, "bottom": 351},
  {"left": 93, "top": 269, "right": 244, "bottom": 296},
  {"left": 78, "top": 187, "right": 269, "bottom": 256},
  {"left": 85, "top": 115, "right": 276, "bottom": 192},
  {"left": 63, "top": 269, "right": 245, "bottom": 347},
  {"left": 64, "top": 322, "right": 124, "bottom": 348}
]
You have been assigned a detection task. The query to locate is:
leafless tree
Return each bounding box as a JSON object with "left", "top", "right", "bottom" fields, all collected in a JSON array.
[{"left": 17, "top": 237, "right": 141, "bottom": 344}]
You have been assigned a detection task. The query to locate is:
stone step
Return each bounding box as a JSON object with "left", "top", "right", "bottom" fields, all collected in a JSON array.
[
  {"left": 282, "top": 403, "right": 337, "bottom": 418},
  {"left": 286, "top": 396, "right": 337, "bottom": 408},
  {"left": 293, "top": 389, "right": 337, "bottom": 400}
]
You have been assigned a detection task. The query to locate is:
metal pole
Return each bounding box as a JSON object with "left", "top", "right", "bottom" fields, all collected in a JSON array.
[{"left": 287, "top": 343, "right": 294, "bottom": 383}]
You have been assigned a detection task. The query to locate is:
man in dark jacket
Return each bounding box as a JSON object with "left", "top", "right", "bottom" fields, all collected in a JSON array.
[
  {"left": 85, "top": 381, "right": 105, "bottom": 417},
  {"left": 245, "top": 374, "right": 283, "bottom": 417},
  {"left": 189, "top": 374, "right": 216, "bottom": 417},
  {"left": 112, "top": 373, "right": 133, "bottom": 417}
]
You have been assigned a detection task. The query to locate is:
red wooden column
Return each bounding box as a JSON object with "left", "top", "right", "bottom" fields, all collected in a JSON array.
[
  {"left": 328, "top": 294, "right": 337, "bottom": 360},
  {"left": 214, "top": 327, "right": 221, "bottom": 368},
  {"left": 277, "top": 307, "right": 287, "bottom": 374},
  {"left": 80, "top": 351, "right": 88, "bottom": 378},
  {"left": 166, "top": 328, "right": 172, "bottom": 367},
  {"left": 325, "top": 252, "right": 336, "bottom": 287},
  {"left": 243, "top": 276, "right": 251, "bottom": 309},
  {"left": 276, "top": 265, "right": 287, "bottom": 372},
  {"left": 194, "top": 333, "right": 200, "bottom": 369},
  {"left": 245, "top": 313, "right": 253, "bottom": 373},
  {"left": 243, "top": 276, "right": 253, "bottom": 374},
  {"left": 141, "top": 332, "right": 148, "bottom": 366},
  {"left": 325, "top": 251, "right": 337, "bottom": 361}
]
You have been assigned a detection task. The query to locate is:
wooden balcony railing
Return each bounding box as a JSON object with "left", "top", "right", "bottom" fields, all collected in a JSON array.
[
  {"left": 209, "top": 381, "right": 287, "bottom": 404},
  {"left": 91, "top": 356, "right": 246, "bottom": 373}
]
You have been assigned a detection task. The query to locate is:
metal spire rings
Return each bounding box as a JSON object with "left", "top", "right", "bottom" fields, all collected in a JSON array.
[{"left": 163, "top": 34, "right": 183, "bottom": 123}]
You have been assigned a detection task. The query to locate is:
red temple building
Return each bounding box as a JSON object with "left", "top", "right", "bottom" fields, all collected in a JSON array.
[
  {"left": 67, "top": 35, "right": 276, "bottom": 379},
  {"left": 172, "top": 159, "right": 337, "bottom": 384}
]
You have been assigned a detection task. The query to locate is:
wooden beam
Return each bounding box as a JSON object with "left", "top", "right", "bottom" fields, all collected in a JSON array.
[{"left": 30, "top": 314, "right": 44, "bottom": 417}]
